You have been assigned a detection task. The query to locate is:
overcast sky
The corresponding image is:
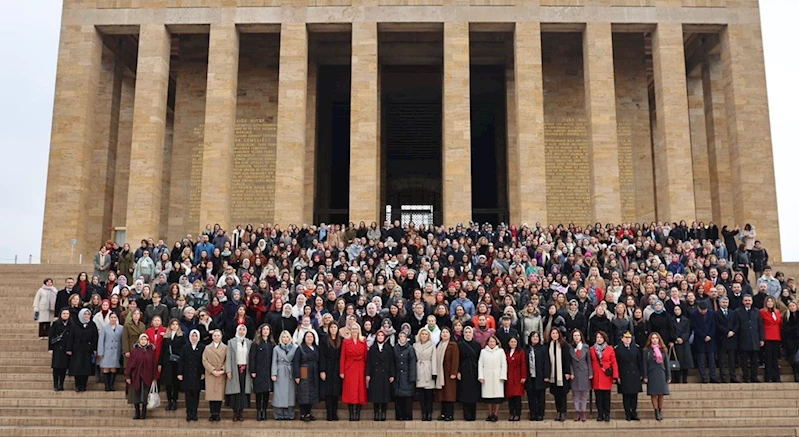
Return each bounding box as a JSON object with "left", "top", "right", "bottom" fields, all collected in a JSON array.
[{"left": 0, "top": 1, "right": 795, "bottom": 264}]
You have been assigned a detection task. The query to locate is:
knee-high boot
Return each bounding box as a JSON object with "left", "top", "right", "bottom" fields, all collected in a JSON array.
[
  {"left": 133, "top": 404, "right": 141, "bottom": 420},
  {"left": 348, "top": 404, "right": 355, "bottom": 421},
  {"left": 355, "top": 404, "right": 362, "bottom": 421}
]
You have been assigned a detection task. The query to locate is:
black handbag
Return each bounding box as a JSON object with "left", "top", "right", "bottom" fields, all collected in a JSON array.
[
  {"left": 603, "top": 367, "right": 613, "bottom": 377},
  {"left": 168, "top": 344, "right": 179, "bottom": 363},
  {"left": 668, "top": 346, "right": 680, "bottom": 372}
]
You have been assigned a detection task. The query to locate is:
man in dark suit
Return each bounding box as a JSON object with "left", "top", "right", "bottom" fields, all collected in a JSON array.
[
  {"left": 690, "top": 301, "right": 718, "bottom": 383},
  {"left": 734, "top": 295, "right": 765, "bottom": 382},
  {"left": 715, "top": 296, "right": 739, "bottom": 383},
  {"left": 54, "top": 277, "right": 75, "bottom": 315},
  {"left": 496, "top": 316, "right": 519, "bottom": 351}
]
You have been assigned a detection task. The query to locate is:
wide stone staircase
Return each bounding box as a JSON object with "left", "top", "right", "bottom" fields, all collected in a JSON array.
[{"left": 1, "top": 264, "right": 799, "bottom": 437}]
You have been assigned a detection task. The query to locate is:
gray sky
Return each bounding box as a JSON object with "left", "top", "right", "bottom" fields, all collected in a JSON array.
[{"left": 0, "top": 0, "right": 796, "bottom": 263}]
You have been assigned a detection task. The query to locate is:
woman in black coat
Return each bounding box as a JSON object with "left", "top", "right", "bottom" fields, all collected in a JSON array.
[
  {"left": 319, "top": 323, "right": 343, "bottom": 421},
  {"left": 615, "top": 331, "right": 643, "bottom": 421},
  {"left": 587, "top": 307, "right": 613, "bottom": 346},
  {"left": 160, "top": 319, "right": 186, "bottom": 411},
  {"left": 782, "top": 302, "right": 799, "bottom": 382},
  {"left": 646, "top": 301, "right": 674, "bottom": 348},
  {"left": 249, "top": 323, "right": 275, "bottom": 421},
  {"left": 178, "top": 329, "right": 205, "bottom": 422},
  {"left": 393, "top": 330, "right": 416, "bottom": 421},
  {"left": 294, "top": 331, "right": 321, "bottom": 421},
  {"left": 457, "top": 326, "right": 481, "bottom": 421},
  {"left": 547, "top": 327, "right": 572, "bottom": 422},
  {"left": 49, "top": 308, "right": 72, "bottom": 391},
  {"left": 524, "top": 331, "right": 550, "bottom": 421},
  {"left": 67, "top": 308, "right": 98, "bottom": 392},
  {"left": 366, "top": 329, "right": 395, "bottom": 421},
  {"left": 670, "top": 305, "right": 694, "bottom": 383}
]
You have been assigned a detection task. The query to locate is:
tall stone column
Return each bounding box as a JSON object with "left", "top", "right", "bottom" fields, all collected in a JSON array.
[
  {"left": 442, "top": 22, "right": 472, "bottom": 227},
  {"left": 583, "top": 22, "right": 622, "bottom": 224},
  {"left": 199, "top": 24, "right": 240, "bottom": 233},
  {"left": 273, "top": 23, "right": 308, "bottom": 226},
  {"left": 687, "top": 74, "right": 713, "bottom": 222},
  {"left": 512, "top": 22, "right": 546, "bottom": 226},
  {"left": 702, "top": 54, "right": 734, "bottom": 226},
  {"left": 125, "top": 24, "right": 171, "bottom": 244},
  {"left": 651, "top": 23, "right": 696, "bottom": 222},
  {"left": 721, "top": 23, "right": 782, "bottom": 260},
  {"left": 41, "top": 25, "right": 103, "bottom": 263},
  {"left": 349, "top": 22, "right": 380, "bottom": 224}
]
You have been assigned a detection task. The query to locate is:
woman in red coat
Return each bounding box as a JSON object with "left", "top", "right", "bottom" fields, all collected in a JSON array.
[
  {"left": 761, "top": 296, "right": 783, "bottom": 382},
  {"left": 125, "top": 333, "right": 158, "bottom": 420},
  {"left": 505, "top": 337, "right": 528, "bottom": 421},
  {"left": 340, "top": 323, "right": 368, "bottom": 421},
  {"left": 145, "top": 315, "right": 166, "bottom": 378},
  {"left": 590, "top": 330, "right": 618, "bottom": 422}
]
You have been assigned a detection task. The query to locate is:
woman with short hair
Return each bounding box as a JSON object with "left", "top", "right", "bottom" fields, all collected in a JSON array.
[{"left": 590, "top": 330, "right": 619, "bottom": 422}]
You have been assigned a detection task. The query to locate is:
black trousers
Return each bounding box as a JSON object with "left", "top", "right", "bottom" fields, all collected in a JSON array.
[
  {"left": 525, "top": 385, "right": 546, "bottom": 419},
  {"left": 209, "top": 400, "right": 222, "bottom": 416},
  {"left": 300, "top": 404, "right": 313, "bottom": 416},
  {"left": 418, "top": 389, "right": 433, "bottom": 417},
  {"left": 508, "top": 396, "right": 522, "bottom": 416},
  {"left": 551, "top": 386, "right": 568, "bottom": 414},
  {"left": 164, "top": 383, "right": 180, "bottom": 402},
  {"left": 255, "top": 392, "right": 268, "bottom": 411},
  {"left": 622, "top": 394, "right": 638, "bottom": 417},
  {"left": 185, "top": 390, "right": 200, "bottom": 417},
  {"left": 74, "top": 375, "right": 88, "bottom": 390},
  {"left": 325, "top": 395, "right": 339, "bottom": 418},
  {"left": 395, "top": 396, "right": 412, "bottom": 420},
  {"left": 461, "top": 402, "right": 477, "bottom": 421},
  {"left": 764, "top": 340, "right": 781, "bottom": 382},
  {"left": 52, "top": 369, "right": 67, "bottom": 388},
  {"left": 595, "top": 390, "right": 611, "bottom": 418},
  {"left": 738, "top": 350, "right": 760, "bottom": 382},
  {"left": 718, "top": 348, "right": 737, "bottom": 381},
  {"left": 440, "top": 401, "right": 454, "bottom": 418},
  {"left": 39, "top": 322, "right": 50, "bottom": 338}
]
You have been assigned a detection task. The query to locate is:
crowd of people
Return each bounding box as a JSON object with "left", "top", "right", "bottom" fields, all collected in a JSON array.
[{"left": 32, "top": 219, "right": 797, "bottom": 423}]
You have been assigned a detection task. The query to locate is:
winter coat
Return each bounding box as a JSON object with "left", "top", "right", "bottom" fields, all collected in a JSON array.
[
  {"left": 248, "top": 340, "right": 274, "bottom": 394},
  {"left": 435, "top": 340, "right": 460, "bottom": 402},
  {"left": 319, "top": 338, "right": 342, "bottom": 396},
  {"left": 49, "top": 320, "right": 71, "bottom": 369},
  {"left": 97, "top": 324, "right": 123, "bottom": 368},
  {"left": 225, "top": 336, "right": 253, "bottom": 395},
  {"left": 392, "top": 340, "right": 417, "bottom": 397},
  {"left": 93, "top": 253, "right": 111, "bottom": 283},
  {"left": 340, "top": 338, "right": 368, "bottom": 404},
  {"left": 457, "top": 339, "right": 481, "bottom": 403},
  {"left": 477, "top": 345, "right": 507, "bottom": 399},
  {"left": 118, "top": 251, "right": 135, "bottom": 282},
  {"left": 202, "top": 342, "right": 228, "bottom": 401},
  {"left": 589, "top": 345, "right": 618, "bottom": 390},
  {"left": 524, "top": 344, "right": 551, "bottom": 391},
  {"left": 642, "top": 347, "right": 670, "bottom": 395},
  {"left": 271, "top": 344, "right": 298, "bottom": 408},
  {"left": 505, "top": 348, "right": 528, "bottom": 397},
  {"left": 414, "top": 340, "right": 437, "bottom": 389},
  {"left": 647, "top": 311, "right": 674, "bottom": 344},
  {"left": 587, "top": 314, "right": 613, "bottom": 345},
  {"left": 34, "top": 286, "right": 58, "bottom": 322},
  {"left": 125, "top": 343, "right": 157, "bottom": 404},
  {"left": 122, "top": 320, "right": 146, "bottom": 356},
  {"left": 518, "top": 312, "right": 543, "bottom": 347},
  {"left": 735, "top": 306, "right": 765, "bottom": 351},
  {"left": 615, "top": 343, "right": 642, "bottom": 394},
  {"left": 569, "top": 343, "right": 593, "bottom": 392},
  {"left": 160, "top": 332, "right": 185, "bottom": 382},
  {"left": 366, "top": 342, "right": 395, "bottom": 403},
  {"left": 294, "top": 343, "right": 320, "bottom": 404},
  {"left": 671, "top": 316, "right": 694, "bottom": 368},
  {"left": 690, "top": 310, "right": 717, "bottom": 354},
  {"left": 66, "top": 321, "right": 98, "bottom": 376},
  {"left": 178, "top": 342, "right": 205, "bottom": 392}
]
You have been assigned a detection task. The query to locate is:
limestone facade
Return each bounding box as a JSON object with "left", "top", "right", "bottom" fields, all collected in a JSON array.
[{"left": 42, "top": 0, "right": 782, "bottom": 262}]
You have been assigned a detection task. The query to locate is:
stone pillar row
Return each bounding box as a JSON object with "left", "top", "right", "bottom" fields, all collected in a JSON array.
[{"left": 41, "top": 22, "right": 782, "bottom": 262}]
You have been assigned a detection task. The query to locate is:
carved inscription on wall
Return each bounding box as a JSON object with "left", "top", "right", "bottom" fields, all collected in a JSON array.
[
  {"left": 617, "top": 121, "right": 635, "bottom": 220},
  {"left": 545, "top": 117, "right": 591, "bottom": 225},
  {"left": 188, "top": 125, "right": 205, "bottom": 232},
  {"left": 232, "top": 118, "right": 277, "bottom": 226}
]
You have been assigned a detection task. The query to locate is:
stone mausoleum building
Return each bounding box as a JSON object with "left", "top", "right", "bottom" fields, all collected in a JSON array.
[{"left": 42, "top": 0, "right": 780, "bottom": 263}]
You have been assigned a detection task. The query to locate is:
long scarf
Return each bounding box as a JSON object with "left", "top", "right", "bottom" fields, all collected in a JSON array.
[
  {"left": 528, "top": 346, "right": 536, "bottom": 378},
  {"left": 549, "top": 342, "right": 564, "bottom": 386},
  {"left": 653, "top": 345, "right": 664, "bottom": 364},
  {"left": 434, "top": 339, "right": 449, "bottom": 390},
  {"left": 595, "top": 342, "right": 607, "bottom": 361}
]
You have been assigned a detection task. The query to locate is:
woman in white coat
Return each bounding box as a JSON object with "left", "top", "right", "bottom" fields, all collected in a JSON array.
[
  {"left": 478, "top": 334, "right": 507, "bottom": 422},
  {"left": 414, "top": 328, "right": 438, "bottom": 421},
  {"left": 34, "top": 278, "right": 58, "bottom": 339}
]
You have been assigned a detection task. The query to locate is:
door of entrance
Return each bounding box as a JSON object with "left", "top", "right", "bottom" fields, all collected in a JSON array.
[{"left": 399, "top": 205, "right": 434, "bottom": 227}]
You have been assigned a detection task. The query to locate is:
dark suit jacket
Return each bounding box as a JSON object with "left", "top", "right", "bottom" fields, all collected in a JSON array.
[
  {"left": 714, "top": 308, "right": 737, "bottom": 351},
  {"left": 734, "top": 306, "right": 765, "bottom": 351}
]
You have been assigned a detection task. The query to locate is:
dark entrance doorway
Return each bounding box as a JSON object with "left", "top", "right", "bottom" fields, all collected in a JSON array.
[
  {"left": 470, "top": 65, "right": 509, "bottom": 225},
  {"left": 314, "top": 65, "right": 351, "bottom": 224},
  {"left": 382, "top": 65, "right": 443, "bottom": 225}
]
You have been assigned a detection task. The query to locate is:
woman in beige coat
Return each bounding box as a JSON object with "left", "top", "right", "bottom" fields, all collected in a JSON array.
[
  {"left": 414, "top": 329, "right": 437, "bottom": 421},
  {"left": 34, "top": 278, "right": 58, "bottom": 339},
  {"left": 203, "top": 329, "right": 228, "bottom": 421}
]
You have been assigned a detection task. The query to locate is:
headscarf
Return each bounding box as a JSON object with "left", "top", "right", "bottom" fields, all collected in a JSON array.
[
  {"left": 136, "top": 333, "right": 151, "bottom": 349},
  {"left": 78, "top": 308, "right": 92, "bottom": 327},
  {"left": 189, "top": 329, "right": 201, "bottom": 347},
  {"left": 652, "top": 299, "right": 665, "bottom": 315},
  {"left": 235, "top": 325, "right": 248, "bottom": 342},
  {"left": 282, "top": 303, "right": 294, "bottom": 318}
]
